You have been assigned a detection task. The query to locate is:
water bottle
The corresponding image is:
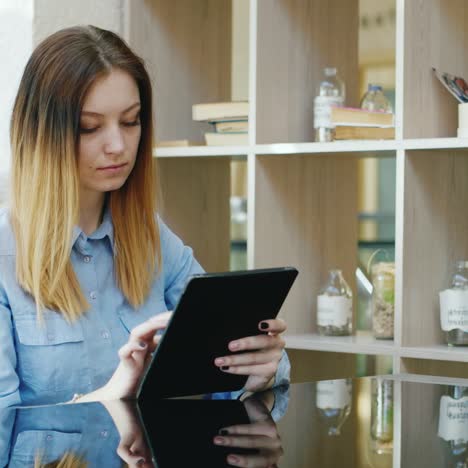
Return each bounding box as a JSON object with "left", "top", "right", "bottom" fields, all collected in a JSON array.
[
  {"left": 360, "top": 84, "right": 392, "bottom": 113},
  {"left": 314, "top": 67, "right": 345, "bottom": 142}
]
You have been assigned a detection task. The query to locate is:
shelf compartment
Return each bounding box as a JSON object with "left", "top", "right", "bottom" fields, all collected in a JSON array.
[
  {"left": 154, "top": 146, "right": 250, "bottom": 158},
  {"left": 400, "top": 345, "right": 468, "bottom": 363},
  {"left": 285, "top": 331, "right": 395, "bottom": 356}
]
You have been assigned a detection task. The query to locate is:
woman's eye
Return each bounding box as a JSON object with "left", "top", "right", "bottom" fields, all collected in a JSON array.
[
  {"left": 122, "top": 119, "right": 141, "bottom": 127},
  {"left": 79, "top": 127, "right": 98, "bottom": 134}
]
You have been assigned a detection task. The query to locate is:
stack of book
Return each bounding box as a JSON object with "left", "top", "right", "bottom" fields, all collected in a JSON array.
[
  {"left": 192, "top": 101, "right": 248, "bottom": 146},
  {"left": 330, "top": 107, "right": 395, "bottom": 140}
]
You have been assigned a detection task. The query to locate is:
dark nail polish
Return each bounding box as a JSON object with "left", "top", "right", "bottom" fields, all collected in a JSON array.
[
  {"left": 260, "top": 322, "right": 269, "bottom": 330},
  {"left": 221, "top": 366, "right": 229, "bottom": 371},
  {"left": 137, "top": 459, "right": 145, "bottom": 466},
  {"left": 139, "top": 341, "right": 147, "bottom": 348}
]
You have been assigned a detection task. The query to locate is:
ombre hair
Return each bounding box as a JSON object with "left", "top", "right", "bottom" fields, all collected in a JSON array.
[{"left": 10, "top": 25, "right": 160, "bottom": 322}]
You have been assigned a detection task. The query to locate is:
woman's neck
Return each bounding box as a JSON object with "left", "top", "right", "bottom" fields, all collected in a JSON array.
[{"left": 79, "top": 190, "right": 106, "bottom": 235}]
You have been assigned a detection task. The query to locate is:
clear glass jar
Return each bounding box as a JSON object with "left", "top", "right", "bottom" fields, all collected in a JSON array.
[
  {"left": 317, "top": 269, "right": 353, "bottom": 336},
  {"left": 440, "top": 261, "right": 468, "bottom": 346},
  {"left": 314, "top": 67, "right": 345, "bottom": 142},
  {"left": 316, "top": 379, "right": 352, "bottom": 436},
  {"left": 438, "top": 385, "right": 468, "bottom": 467},
  {"left": 371, "top": 262, "right": 395, "bottom": 339},
  {"left": 370, "top": 378, "right": 393, "bottom": 455}
]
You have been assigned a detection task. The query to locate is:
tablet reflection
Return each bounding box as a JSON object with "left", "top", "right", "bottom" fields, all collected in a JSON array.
[{"left": 4, "top": 389, "right": 287, "bottom": 467}]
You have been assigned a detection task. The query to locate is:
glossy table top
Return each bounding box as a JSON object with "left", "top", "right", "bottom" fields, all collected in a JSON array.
[{"left": 2, "top": 374, "right": 468, "bottom": 467}]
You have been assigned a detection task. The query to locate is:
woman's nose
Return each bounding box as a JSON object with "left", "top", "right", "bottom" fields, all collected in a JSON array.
[{"left": 103, "top": 125, "right": 125, "bottom": 155}]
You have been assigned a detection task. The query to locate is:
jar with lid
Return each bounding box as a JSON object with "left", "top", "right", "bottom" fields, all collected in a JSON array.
[
  {"left": 360, "top": 84, "right": 393, "bottom": 113},
  {"left": 371, "top": 262, "right": 395, "bottom": 339},
  {"left": 317, "top": 269, "right": 353, "bottom": 336},
  {"left": 440, "top": 261, "right": 468, "bottom": 346}
]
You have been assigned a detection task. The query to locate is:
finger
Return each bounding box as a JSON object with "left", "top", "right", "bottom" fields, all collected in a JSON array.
[
  {"left": 228, "top": 334, "right": 285, "bottom": 353},
  {"left": 215, "top": 349, "right": 281, "bottom": 368},
  {"left": 220, "top": 421, "right": 278, "bottom": 438},
  {"left": 220, "top": 362, "right": 277, "bottom": 378},
  {"left": 259, "top": 318, "right": 287, "bottom": 335},
  {"left": 129, "top": 312, "right": 172, "bottom": 343},
  {"left": 226, "top": 451, "right": 282, "bottom": 468},
  {"left": 118, "top": 341, "right": 148, "bottom": 361},
  {"left": 116, "top": 443, "right": 147, "bottom": 466},
  {"left": 214, "top": 434, "right": 281, "bottom": 450}
]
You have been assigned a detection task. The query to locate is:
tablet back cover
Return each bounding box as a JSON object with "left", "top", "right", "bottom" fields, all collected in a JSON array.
[{"left": 139, "top": 267, "right": 298, "bottom": 399}]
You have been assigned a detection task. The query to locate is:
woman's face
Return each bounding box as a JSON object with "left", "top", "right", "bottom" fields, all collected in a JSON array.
[{"left": 78, "top": 68, "right": 142, "bottom": 196}]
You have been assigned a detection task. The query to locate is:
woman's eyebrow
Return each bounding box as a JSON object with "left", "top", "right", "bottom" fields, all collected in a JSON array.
[{"left": 81, "top": 102, "right": 141, "bottom": 116}]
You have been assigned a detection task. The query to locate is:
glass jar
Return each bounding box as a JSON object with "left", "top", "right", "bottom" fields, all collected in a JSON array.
[
  {"left": 440, "top": 261, "right": 468, "bottom": 346},
  {"left": 438, "top": 385, "right": 468, "bottom": 466},
  {"left": 316, "top": 379, "right": 352, "bottom": 436},
  {"left": 370, "top": 378, "right": 393, "bottom": 455},
  {"left": 317, "top": 269, "right": 353, "bottom": 336},
  {"left": 371, "top": 262, "right": 395, "bottom": 339}
]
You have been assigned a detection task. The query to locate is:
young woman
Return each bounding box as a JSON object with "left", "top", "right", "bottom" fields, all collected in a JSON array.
[{"left": 0, "top": 25, "right": 289, "bottom": 407}]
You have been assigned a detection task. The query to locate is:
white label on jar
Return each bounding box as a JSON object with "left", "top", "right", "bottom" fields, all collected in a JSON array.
[
  {"left": 438, "top": 396, "right": 468, "bottom": 442},
  {"left": 317, "top": 295, "right": 352, "bottom": 327},
  {"left": 313, "top": 96, "right": 343, "bottom": 129},
  {"left": 316, "top": 379, "right": 351, "bottom": 409},
  {"left": 439, "top": 289, "right": 468, "bottom": 332}
]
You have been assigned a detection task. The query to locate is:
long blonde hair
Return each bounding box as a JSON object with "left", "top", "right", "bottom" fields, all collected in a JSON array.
[{"left": 10, "top": 25, "right": 160, "bottom": 321}]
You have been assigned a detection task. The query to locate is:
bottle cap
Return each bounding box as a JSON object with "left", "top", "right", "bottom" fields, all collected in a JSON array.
[{"left": 368, "top": 84, "right": 383, "bottom": 92}]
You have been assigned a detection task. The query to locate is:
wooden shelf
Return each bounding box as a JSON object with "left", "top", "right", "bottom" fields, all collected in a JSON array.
[
  {"left": 154, "top": 146, "right": 249, "bottom": 158},
  {"left": 400, "top": 345, "right": 468, "bottom": 363},
  {"left": 285, "top": 331, "right": 395, "bottom": 356}
]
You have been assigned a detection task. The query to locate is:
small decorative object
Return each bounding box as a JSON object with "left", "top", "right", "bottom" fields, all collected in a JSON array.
[
  {"left": 439, "top": 260, "right": 468, "bottom": 346},
  {"left": 370, "top": 378, "right": 393, "bottom": 455},
  {"left": 317, "top": 269, "right": 353, "bottom": 336},
  {"left": 316, "top": 379, "right": 352, "bottom": 436}
]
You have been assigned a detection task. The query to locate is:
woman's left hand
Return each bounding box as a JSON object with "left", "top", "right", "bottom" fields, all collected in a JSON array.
[{"left": 214, "top": 318, "right": 287, "bottom": 392}]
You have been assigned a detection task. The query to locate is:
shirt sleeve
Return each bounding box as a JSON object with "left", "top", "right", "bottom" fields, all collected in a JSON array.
[
  {"left": 0, "top": 281, "right": 21, "bottom": 409},
  {"left": 158, "top": 218, "right": 205, "bottom": 311}
]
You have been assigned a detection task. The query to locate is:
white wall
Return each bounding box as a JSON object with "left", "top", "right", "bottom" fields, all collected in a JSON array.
[{"left": 0, "top": 0, "right": 33, "bottom": 201}]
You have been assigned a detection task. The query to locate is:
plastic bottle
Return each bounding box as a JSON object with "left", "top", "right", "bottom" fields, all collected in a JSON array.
[
  {"left": 314, "top": 67, "right": 345, "bottom": 142},
  {"left": 360, "top": 84, "right": 393, "bottom": 113}
]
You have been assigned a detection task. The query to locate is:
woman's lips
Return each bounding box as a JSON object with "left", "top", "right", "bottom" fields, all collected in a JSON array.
[{"left": 97, "top": 162, "right": 128, "bottom": 174}]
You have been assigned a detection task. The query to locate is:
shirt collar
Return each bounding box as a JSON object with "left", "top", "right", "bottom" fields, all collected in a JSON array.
[{"left": 71, "top": 203, "right": 115, "bottom": 254}]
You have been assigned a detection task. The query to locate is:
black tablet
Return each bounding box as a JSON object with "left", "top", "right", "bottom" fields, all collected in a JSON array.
[{"left": 137, "top": 267, "right": 298, "bottom": 399}]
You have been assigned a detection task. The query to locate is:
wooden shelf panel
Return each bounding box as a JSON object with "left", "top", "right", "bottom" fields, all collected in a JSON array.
[
  {"left": 285, "top": 331, "right": 395, "bottom": 356},
  {"left": 154, "top": 146, "right": 250, "bottom": 158},
  {"left": 400, "top": 345, "right": 468, "bottom": 363}
]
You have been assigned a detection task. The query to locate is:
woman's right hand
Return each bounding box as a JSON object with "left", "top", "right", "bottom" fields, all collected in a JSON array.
[{"left": 80, "top": 312, "right": 172, "bottom": 402}]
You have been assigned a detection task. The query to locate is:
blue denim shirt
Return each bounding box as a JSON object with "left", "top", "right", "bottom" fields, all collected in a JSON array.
[{"left": 0, "top": 207, "right": 290, "bottom": 409}]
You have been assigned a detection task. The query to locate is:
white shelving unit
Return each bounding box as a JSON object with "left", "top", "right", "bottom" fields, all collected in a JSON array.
[{"left": 129, "top": 0, "right": 468, "bottom": 380}]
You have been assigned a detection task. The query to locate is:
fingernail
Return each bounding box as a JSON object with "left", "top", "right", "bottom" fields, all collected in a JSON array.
[
  {"left": 260, "top": 321, "right": 269, "bottom": 330},
  {"left": 230, "top": 341, "right": 239, "bottom": 350},
  {"left": 215, "top": 358, "right": 224, "bottom": 365},
  {"left": 214, "top": 436, "right": 225, "bottom": 445},
  {"left": 228, "top": 455, "right": 240, "bottom": 464},
  {"left": 137, "top": 459, "right": 145, "bottom": 466},
  {"left": 219, "top": 429, "right": 229, "bottom": 435},
  {"left": 139, "top": 341, "right": 147, "bottom": 349},
  {"left": 221, "top": 366, "right": 229, "bottom": 371}
]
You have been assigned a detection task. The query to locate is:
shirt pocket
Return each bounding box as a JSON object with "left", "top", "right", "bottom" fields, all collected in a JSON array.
[
  {"left": 9, "top": 430, "right": 82, "bottom": 467},
  {"left": 14, "top": 312, "right": 87, "bottom": 393}
]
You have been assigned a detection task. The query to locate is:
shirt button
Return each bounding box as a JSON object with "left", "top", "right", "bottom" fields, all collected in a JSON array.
[
  {"left": 101, "top": 330, "right": 110, "bottom": 340},
  {"left": 83, "top": 256, "right": 91, "bottom": 263},
  {"left": 89, "top": 291, "right": 97, "bottom": 300},
  {"left": 46, "top": 434, "right": 53, "bottom": 441},
  {"left": 100, "top": 430, "right": 109, "bottom": 438}
]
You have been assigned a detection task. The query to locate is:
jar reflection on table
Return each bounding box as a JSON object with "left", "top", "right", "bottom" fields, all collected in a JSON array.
[
  {"left": 370, "top": 378, "right": 393, "bottom": 454},
  {"left": 316, "top": 379, "right": 352, "bottom": 436},
  {"left": 371, "top": 263, "right": 395, "bottom": 340},
  {"left": 438, "top": 385, "right": 468, "bottom": 467}
]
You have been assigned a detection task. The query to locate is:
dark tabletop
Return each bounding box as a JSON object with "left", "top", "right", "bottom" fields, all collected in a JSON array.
[{"left": 2, "top": 374, "right": 468, "bottom": 467}]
